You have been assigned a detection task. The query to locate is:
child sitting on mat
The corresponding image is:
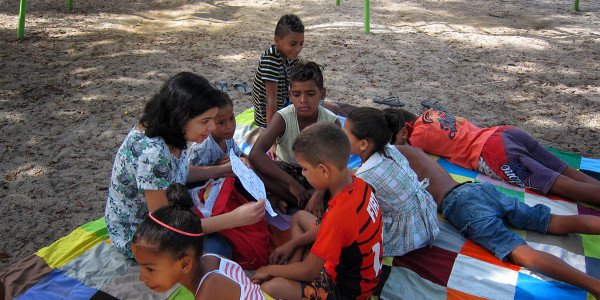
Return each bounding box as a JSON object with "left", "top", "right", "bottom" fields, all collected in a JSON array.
[
  {"left": 131, "top": 183, "right": 266, "bottom": 299},
  {"left": 251, "top": 123, "right": 383, "bottom": 300},
  {"left": 188, "top": 92, "right": 245, "bottom": 169},
  {"left": 249, "top": 61, "right": 339, "bottom": 216},
  {"left": 387, "top": 112, "right": 600, "bottom": 298},
  {"left": 343, "top": 107, "right": 439, "bottom": 256},
  {"left": 394, "top": 102, "right": 600, "bottom": 206}
]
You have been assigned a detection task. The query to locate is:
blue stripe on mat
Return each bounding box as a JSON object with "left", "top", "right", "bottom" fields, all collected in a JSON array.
[{"left": 16, "top": 270, "right": 97, "bottom": 300}]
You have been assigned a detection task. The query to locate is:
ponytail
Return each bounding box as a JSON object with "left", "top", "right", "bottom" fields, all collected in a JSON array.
[
  {"left": 346, "top": 107, "right": 394, "bottom": 153},
  {"left": 132, "top": 183, "right": 204, "bottom": 259}
]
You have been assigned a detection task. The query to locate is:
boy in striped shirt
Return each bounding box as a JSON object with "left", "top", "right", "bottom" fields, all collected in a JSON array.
[{"left": 251, "top": 14, "right": 304, "bottom": 129}]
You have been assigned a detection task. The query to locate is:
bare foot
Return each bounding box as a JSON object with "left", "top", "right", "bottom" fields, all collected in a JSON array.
[{"left": 268, "top": 196, "right": 289, "bottom": 214}]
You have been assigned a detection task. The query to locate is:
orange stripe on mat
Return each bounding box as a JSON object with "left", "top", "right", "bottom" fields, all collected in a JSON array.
[{"left": 460, "top": 240, "right": 521, "bottom": 271}]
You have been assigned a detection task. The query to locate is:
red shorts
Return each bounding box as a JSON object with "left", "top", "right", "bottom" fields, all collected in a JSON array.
[{"left": 481, "top": 127, "right": 567, "bottom": 194}]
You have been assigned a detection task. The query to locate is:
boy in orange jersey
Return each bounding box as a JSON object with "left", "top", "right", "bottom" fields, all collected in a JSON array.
[{"left": 251, "top": 123, "right": 383, "bottom": 299}]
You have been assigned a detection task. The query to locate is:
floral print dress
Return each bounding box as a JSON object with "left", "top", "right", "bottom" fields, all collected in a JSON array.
[{"left": 104, "top": 129, "right": 189, "bottom": 257}]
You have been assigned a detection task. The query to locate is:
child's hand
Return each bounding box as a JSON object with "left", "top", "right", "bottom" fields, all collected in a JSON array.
[
  {"left": 289, "top": 182, "right": 310, "bottom": 207},
  {"left": 269, "top": 242, "right": 295, "bottom": 265},
  {"left": 251, "top": 266, "right": 272, "bottom": 284},
  {"left": 219, "top": 162, "right": 235, "bottom": 178},
  {"left": 232, "top": 200, "right": 266, "bottom": 227},
  {"left": 240, "top": 157, "right": 252, "bottom": 169},
  {"left": 215, "top": 156, "right": 230, "bottom": 165},
  {"left": 268, "top": 144, "right": 278, "bottom": 160},
  {"left": 305, "top": 192, "right": 324, "bottom": 218}
]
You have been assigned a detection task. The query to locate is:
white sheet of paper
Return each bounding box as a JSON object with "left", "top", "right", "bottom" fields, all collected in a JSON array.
[{"left": 229, "top": 149, "right": 277, "bottom": 216}]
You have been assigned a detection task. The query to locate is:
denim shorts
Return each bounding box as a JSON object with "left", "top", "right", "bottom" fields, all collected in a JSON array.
[
  {"left": 441, "top": 182, "right": 551, "bottom": 260},
  {"left": 204, "top": 233, "right": 233, "bottom": 259}
]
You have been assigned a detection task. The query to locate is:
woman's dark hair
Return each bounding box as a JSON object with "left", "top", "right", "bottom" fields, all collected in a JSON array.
[
  {"left": 140, "top": 72, "right": 223, "bottom": 150},
  {"left": 289, "top": 61, "right": 324, "bottom": 89},
  {"left": 346, "top": 107, "right": 399, "bottom": 153},
  {"left": 132, "top": 183, "right": 204, "bottom": 259}
]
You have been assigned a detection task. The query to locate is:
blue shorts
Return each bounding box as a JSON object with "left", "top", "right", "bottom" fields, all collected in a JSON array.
[
  {"left": 204, "top": 233, "right": 233, "bottom": 259},
  {"left": 441, "top": 182, "right": 551, "bottom": 260}
]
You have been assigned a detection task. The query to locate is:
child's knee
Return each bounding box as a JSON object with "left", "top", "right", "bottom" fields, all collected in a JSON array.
[
  {"left": 261, "top": 277, "right": 286, "bottom": 296},
  {"left": 291, "top": 210, "right": 317, "bottom": 228}
]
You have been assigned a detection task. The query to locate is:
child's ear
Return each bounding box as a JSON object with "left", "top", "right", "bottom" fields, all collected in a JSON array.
[
  {"left": 359, "top": 139, "right": 369, "bottom": 152},
  {"left": 320, "top": 87, "right": 327, "bottom": 100},
  {"left": 397, "top": 127, "right": 409, "bottom": 145},
  {"left": 180, "top": 256, "right": 193, "bottom": 274},
  {"left": 318, "top": 163, "right": 329, "bottom": 178},
  {"left": 400, "top": 127, "right": 408, "bottom": 139},
  {"left": 274, "top": 35, "right": 281, "bottom": 47}
]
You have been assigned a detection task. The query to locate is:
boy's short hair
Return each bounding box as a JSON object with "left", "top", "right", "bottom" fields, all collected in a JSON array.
[
  {"left": 385, "top": 108, "right": 418, "bottom": 123},
  {"left": 275, "top": 14, "right": 305, "bottom": 38},
  {"left": 293, "top": 123, "right": 349, "bottom": 170},
  {"left": 217, "top": 91, "right": 233, "bottom": 108},
  {"left": 289, "top": 61, "right": 324, "bottom": 89}
]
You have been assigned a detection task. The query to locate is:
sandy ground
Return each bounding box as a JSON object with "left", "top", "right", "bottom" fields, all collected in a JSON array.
[{"left": 1, "top": 0, "right": 599, "bottom": 270}]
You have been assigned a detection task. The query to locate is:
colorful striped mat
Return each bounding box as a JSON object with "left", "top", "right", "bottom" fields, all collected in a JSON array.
[{"left": 1, "top": 108, "right": 598, "bottom": 299}]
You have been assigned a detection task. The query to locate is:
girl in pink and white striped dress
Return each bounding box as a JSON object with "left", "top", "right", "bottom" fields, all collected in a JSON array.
[{"left": 131, "top": 183, "right": 267, "bottom": 300}]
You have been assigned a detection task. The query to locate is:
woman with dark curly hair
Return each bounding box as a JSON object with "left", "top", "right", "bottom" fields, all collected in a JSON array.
[{"left": 105, "top": 72, "right": 265, "bottom": 258}]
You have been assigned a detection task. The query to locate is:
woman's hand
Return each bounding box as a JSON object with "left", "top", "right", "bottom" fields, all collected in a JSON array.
[
  {"left": 269, "top": 242, "right": 296, "bottom": 265},
  {"left": 251, "top": 266, "right": 273, "bottom": 284},
  {"left": 232, "top": 200, "right": 266, "bottom": 227}
]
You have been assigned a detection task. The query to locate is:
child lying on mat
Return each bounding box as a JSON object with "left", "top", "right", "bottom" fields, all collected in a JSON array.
[
  {"left": 390, "top": 115, "right": 600, "bottom": 298},
  {"left": 251, "top": 123, "right": 383, "bottom": 300},
  {"left": 391, "top": 102, "right": 600, "bottom": 206},
  {"left": 249, "top": 61, "right": 339, "bottom": 216},
  {"left": 132, "top": 183, "right": 267, "bottom": 299}
]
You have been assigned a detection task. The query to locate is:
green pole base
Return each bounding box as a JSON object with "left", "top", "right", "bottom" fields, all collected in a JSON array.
[
  {"left": 364, "top": 0, "right": 370, "bottom": 33},
  {"left": 573, "top": 0, "right": 580, "bottom": 12},
  {"left": 18, "top": 0, "right": 27, "bottom": 40}
]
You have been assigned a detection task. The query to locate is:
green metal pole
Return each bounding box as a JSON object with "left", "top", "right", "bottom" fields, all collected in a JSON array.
[
  {"left": 364, "top": 0, "right": 370, "bottom": 33},
  {"left": 336, "top": 0, "right": 340, "bottom": 6},
  {"left": 67, "top": 0, "right": 73, "bottom": 11},
  {"left": 18, "top": 0, "right": 27, "bottom": 40},
  {"left": 573, "top": 0, "right": 580, "bottom": 11}
]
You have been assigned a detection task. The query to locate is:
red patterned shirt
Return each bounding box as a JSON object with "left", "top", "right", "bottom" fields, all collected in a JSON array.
[{"left": 311, "top": 177, "right": 383, "bottom": 299}]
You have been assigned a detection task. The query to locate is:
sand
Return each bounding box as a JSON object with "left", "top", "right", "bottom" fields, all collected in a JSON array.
[{"left": 0, "top": 0, "right": 599, "bottom": 270}]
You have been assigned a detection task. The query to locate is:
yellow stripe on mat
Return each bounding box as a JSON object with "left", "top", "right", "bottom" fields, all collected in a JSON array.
[{"left": 36, "top": 227, "right": 108, "bottom": 269}]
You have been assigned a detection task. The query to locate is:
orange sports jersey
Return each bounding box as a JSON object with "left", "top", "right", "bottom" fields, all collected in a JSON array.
[
  {"left": 311, "top": 177, "right": 383, "bottom": 300},
  {"left": 409, "top": 107, "right": 499, "bottom": 169}
]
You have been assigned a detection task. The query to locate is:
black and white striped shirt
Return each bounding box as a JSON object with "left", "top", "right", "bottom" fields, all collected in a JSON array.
[{"left": 251, "top": 45, "right": 298, "bottom": 128}]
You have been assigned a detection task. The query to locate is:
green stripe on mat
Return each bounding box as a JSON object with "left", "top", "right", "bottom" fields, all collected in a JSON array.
[
  {"left": 235, "top": 108, "right": 256, "bottom": 126},
  {"left": 80, "top": 218, "right": 109, "bottom": 239},
  {"left": 545, "top": 147, "right": 581, "bottom": 169},
  {"left": 581, "top": 234, "right": 600, "bottom": 259}
]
